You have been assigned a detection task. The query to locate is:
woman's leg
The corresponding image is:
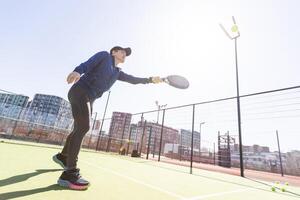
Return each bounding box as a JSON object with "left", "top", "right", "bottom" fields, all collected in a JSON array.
[{"left": 66, "top": 99, "right": 91, "bottom": 169}]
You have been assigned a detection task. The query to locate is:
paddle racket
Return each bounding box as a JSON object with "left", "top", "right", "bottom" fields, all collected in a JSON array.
[{"left": 161, "top": 75, "right": 189, "bottom": 89}]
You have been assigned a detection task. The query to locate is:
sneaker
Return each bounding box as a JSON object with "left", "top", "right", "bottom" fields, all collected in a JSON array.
[
  {"left": 52, "top": 153, "right": 67, "bottom": 169},
  {"left": 58, "top": 168, "right": 90, "bottom": 190}
]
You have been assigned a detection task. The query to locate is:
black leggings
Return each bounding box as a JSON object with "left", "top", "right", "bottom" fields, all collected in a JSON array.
[{"left": 61, "top": 84, "right": 93, "bottom": 169}]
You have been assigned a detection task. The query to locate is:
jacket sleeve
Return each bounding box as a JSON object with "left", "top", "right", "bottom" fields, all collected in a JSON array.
[
  {"left": 118, "top": 71, "right": 151, "bottom": 84},
  {"left": 73, "top": 51, "right": 109, "bottom": 75}
]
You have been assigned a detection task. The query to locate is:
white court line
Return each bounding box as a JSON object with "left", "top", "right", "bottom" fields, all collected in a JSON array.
[
  {"left": 183, "top": 188, "right": 253, "bottom": 200},
  {"left": 81, "top": 160, "right": 253, "bottom": 200},
  {"left": 81, "top": 160, "right": 186, "bottom": 199}
]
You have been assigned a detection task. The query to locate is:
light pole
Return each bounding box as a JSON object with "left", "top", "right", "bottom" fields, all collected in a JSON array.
[
  {"left": 96, "top": 90, "right": 111, "bottom": 151},
  {"left": 220, "top": 16, "right": 244, "bottom": 177},
  {"left": 153, "top": 101, "right": 167, "bottom": 158},
  {"left": 88, "top": 112, "right": 98, "bottom": 148},
  {"left": 155, "top": 101, "right": 167, "bottom": 124},
  {"left": 199, "top": 122, "right": 205, "bottom": 158}
]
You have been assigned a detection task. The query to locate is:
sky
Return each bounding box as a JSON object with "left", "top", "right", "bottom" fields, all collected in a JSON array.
[{"left": 1, "top": 0, "right": 300, "bottom": 152}]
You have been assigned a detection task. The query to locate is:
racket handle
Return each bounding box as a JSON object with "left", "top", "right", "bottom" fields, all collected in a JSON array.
[{"left": 161, "top": 77, "right": 168, "bottom": 83}]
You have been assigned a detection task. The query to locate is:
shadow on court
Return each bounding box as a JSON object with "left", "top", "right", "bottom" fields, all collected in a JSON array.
[
  {"left": 0, "top": 184, "right": 68, "bottom": 200},
  {"left": 0, "top": 169, "right": 62, "bottom": 187},
  {"left": 0, "top": 169, "right": 69, "bottom": 200}
]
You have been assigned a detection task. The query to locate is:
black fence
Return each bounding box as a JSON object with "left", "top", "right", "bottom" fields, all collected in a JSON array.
[{"left": 1, "top": 85, "right": 300, "bottom": 177}]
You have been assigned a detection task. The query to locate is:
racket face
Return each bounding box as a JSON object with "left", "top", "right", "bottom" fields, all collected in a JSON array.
[{"left": 166, "top": 75, "right": 189, "bottom": 89}]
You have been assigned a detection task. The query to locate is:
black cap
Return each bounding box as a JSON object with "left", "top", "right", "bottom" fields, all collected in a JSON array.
[{"left": 110, "top": 46, "right": 131, "bottom": 56}]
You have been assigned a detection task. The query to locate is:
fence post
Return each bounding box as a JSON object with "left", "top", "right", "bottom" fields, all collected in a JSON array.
[
  {"left": 120, "top": 115, "right": 128, "bottom": 150},
  {"left": 126, "top": 126, "right": 133, "bottom": 155},
  {"left": 146, "top": 126, "right": 152, "bottom": 159},
  {"left": 139, "top": 119, "right": 147, "bottom": 155},
  {"left": 37, "top": 126, "right": 44, "bottom": 143},
  {"left": 158, "top": 109, "right": 166, "bottom": 161},
  {"left": 190, "top": 104, "right": 195, "bottom": 174},
  {"left": 179, "top": 132, "right": 182, "bottom": 161},
  {"left": 276, "top": 130, "right": 284, "bottom": 176},
  {"left": 213, "top": 142, "right": 216, "bottom": 165},
  {"left": 153, "top": 134, "right": 156, "bottom": 158}
]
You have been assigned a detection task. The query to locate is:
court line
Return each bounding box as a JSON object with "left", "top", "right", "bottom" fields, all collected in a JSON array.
[
  {"left": 81, "top": 160, "right": 186, "bottom": 199},
  {"left": 183, "top": 188, "right": 253, "bottom": 200},
  {"left": 82, "top": 159, "right": 254, "bottom": 200}
]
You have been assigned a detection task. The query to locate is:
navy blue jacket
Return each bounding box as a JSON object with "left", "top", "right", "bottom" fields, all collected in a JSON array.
[{"left": 73, "top": 51, "right": 151, "bottom": 100}]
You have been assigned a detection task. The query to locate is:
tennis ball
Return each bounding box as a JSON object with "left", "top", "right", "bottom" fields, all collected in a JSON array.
[
  {"left": 275, "top": 181, "right": 280, "bottom": 184},
  {"left": 271, "top": 186, "right": 276, "bottom": 192},
  {"left": 281, "top": 187, "right": 286, "bottom": 192},
  {"left": 285, "top": 182, "right": 289, "bottom": 186},
  {"left": 231, "top": 25, "right": 238, "bottom": 32}
]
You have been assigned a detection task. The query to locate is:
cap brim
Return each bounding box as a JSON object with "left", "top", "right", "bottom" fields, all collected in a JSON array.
[{"left": 124, "top": 48, "right": 131, "bottom": 56}]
